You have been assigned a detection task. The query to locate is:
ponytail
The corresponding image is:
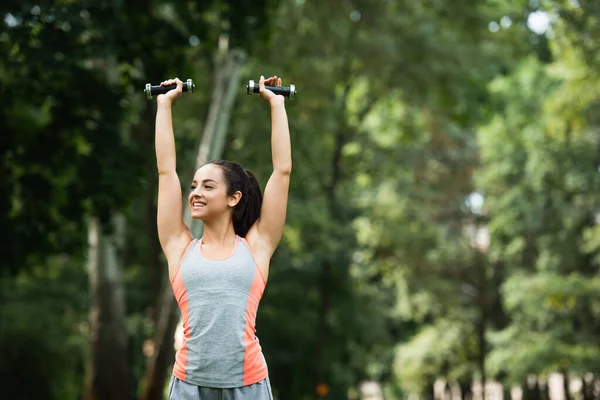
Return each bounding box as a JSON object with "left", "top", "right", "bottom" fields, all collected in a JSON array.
[{"left": 210, "top": 160, "right": 263, "bottom": 237}]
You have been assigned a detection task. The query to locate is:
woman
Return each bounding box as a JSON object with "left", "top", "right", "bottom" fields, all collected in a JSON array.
[{"left": 154, "top": 75, "right": 291, "bottom": 399}]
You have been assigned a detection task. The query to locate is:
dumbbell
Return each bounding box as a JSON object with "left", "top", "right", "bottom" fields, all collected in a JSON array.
[
  {"left": 246, "top": 80, "right": 297, "bottom": 100},
  {"left": 144, "top": 79, "right": 195, "bottom": 100}
]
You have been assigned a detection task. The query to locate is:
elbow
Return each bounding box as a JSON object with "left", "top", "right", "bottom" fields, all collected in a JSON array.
[
  {"left": 157, "top": 165, "right": 176, "bottom": 176},
  {"left": 156, "top": 159, "right": 177, "bottom": 175},
  {"left": 277, "top": 163, "right": 292, "bottom": 176}
]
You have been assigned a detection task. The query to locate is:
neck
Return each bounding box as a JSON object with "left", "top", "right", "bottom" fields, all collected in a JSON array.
[{"left": 201, "top": 216, "right": 237, "bottom": 247}]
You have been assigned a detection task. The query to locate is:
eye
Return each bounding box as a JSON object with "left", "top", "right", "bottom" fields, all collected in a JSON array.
[
  {"left": 190, "top": 185, "right": 197, "bottom": 190},
  {"left": 204, "top": 184, "right": 214, "bottom": 189}
]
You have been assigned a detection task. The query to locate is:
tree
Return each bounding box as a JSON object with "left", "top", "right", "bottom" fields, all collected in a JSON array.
[{"left": 479, "top": 50, "right": 600, "bottom": 388}]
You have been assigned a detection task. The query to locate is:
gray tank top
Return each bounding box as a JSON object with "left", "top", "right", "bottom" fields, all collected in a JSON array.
[{"left": 170, "top": 236, "right": 268, "bottom": 388}]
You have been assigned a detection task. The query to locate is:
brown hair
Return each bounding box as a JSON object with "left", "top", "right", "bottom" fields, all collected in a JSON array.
[{"left": 210, "top": 160, "right": 262, "bottom": 237}]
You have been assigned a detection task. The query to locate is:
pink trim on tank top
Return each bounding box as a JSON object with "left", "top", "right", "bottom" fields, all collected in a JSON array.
[
  {"left": 240, "top": 238, "right": 267, "bottom": 285},
  {"left": 172, "top": 269, "right": 190, "bottom": 381},
  {"left": 242, "top": 265, "right": 268, "bottom": 385},
  {"left": 170, "top": 239, "right": 197, "bottom": 285}
]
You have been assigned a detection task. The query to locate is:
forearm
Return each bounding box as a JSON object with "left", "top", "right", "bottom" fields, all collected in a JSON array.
[
  {"left": 270, "top": 100, "right": 292, "bottom": 174},
  {"left": 155, "top": 102, "right": 177, "bottom": 174}
]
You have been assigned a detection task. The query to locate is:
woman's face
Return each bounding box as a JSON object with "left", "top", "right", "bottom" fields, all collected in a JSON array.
[{"left": 188, "top": 164, "right": 240, "bottom": 220}]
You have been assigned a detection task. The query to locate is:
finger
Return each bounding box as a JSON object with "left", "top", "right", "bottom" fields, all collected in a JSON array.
[
  {"left": 259, "top": 75, "right": 265, "bottom": 90},
  {"left": 277, "top": 78, "right": 282, "bottom": 87},
  {"left": 174, "top": 78, "right": 184, "bottom": 90}
]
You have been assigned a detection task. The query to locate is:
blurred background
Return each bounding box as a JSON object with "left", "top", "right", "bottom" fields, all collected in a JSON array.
[{"left": 1, "top": 0, "right": 600, "bottom": 399}]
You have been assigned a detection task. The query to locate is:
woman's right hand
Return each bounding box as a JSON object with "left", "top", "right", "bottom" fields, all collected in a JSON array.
[{"left": 157, "top": 77, "right": 183, "bottom": 105}]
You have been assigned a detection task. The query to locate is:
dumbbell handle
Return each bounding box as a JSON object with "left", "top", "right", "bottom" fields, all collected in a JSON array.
[
  {"left": 246, "top": 80, "right": 296, "bottom": 100},
  {"left": 145, "top": 79, "right": 195, "bottom": 99}
]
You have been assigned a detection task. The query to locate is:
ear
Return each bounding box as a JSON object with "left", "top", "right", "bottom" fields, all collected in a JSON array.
[{"left": 227, "top": 191, "right": 242, "bottom": 208}]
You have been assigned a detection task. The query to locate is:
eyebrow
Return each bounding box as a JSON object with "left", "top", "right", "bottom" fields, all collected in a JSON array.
[{"left": 192, "top": 179, "right": 218, "bottom": 184}]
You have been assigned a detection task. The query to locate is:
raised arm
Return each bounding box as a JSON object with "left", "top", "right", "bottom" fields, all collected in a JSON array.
[
  {"left": 247, "top": 76, "right": 292, "bottom": 259},
  {"left": 155, "top": 78, "right": 193, "bottom": 276}
]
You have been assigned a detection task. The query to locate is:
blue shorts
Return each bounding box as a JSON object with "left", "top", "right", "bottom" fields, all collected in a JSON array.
[{"left": 167, "top": 375, "right": 274, "bottom": 400}]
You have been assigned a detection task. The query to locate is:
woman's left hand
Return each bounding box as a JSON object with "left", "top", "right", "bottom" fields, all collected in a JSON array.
[{"left": 259, "top": 75, "right": 285, "bottom": 105}]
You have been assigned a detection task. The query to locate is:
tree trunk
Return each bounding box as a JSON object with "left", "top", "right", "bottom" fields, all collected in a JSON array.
[
  {"left": 85, "top": 215, "right": 131, "bottom": 400},
  {"left": 313, "top": 71, "right": 377, "bottom": 397},
  {"left": 523, "top": 375, "right": 541, "bottom": 400},
  {"left": 476, "top": 315, "right": 486, "bottom": 400},
  {"left": 582, "top": 373, "right": 594, "bottom": 400},
  {"left": 315, "top": 261, "right": 332, "bottom": 398},
  {"left": 539, "top": 377, "right": 549, "bottom": 400},
  {"left": 475, "top": 244, "right": 488, "bottom": 400},
  {"left": 532, "top": 377, "right": 541, "bottom": 400},
  {"left": 459, "top": 380, "right": 472, "bottom": 400},
  {"left": 140, "top": 40, "right": 246, "bottom": 400},
  {"left": 314, "top": 86, "right": 348, "bottom": 396},
  {"left": 562, "top": 371, "right": 572, "bottom": 400},
  {"left": 140, "top": 278, "right": 180, "bottom": 400},
  {"left": 424, "top": 378, "right": 436, "bottom": 400}
]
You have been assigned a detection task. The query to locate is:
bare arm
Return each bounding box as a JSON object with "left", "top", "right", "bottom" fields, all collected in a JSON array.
[
  {"left": 155, "top": 78, "right": 193, "bottom": 276},
  {"left": 247, "top": 76, "right": 292, "bottom": 262}
]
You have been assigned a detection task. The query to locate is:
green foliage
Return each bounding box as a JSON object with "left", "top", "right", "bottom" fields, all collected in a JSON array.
[
  {"left": 3, "top": 0, "right": 600, "bottom": 398},
  {"left": 477, "top": 23, "right": 600, "bottom": 386},
  {"left": 0, "top": 256, "right": 89, "bottom": 398},
  {"left": 395, "top": 319, "right": 479, "bottom": 393}
]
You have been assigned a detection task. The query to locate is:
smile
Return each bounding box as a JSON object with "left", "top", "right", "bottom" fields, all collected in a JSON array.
[{"left": 192, "top": 201, "right": 206, "bottom": 209}]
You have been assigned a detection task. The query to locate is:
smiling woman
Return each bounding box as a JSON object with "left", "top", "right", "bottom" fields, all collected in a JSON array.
[
  {"left": 189, "top": 161, "right": 263, "bottom": 239},
  {"left": 153, "top": 76, "right": 291, "bottom": 399}
]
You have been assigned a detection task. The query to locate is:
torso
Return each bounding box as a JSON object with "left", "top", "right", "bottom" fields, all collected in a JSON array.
[{"left": 169, "top": 236, "right": 269, "bottom": 388}]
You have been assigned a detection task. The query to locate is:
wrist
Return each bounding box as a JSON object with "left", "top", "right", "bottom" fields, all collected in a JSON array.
[
  {"left": 157, "top": 98, "right": 172, "bottom": 109},
  {"left": 269, "top": 97, "right": 285, "bottom": 109}
]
